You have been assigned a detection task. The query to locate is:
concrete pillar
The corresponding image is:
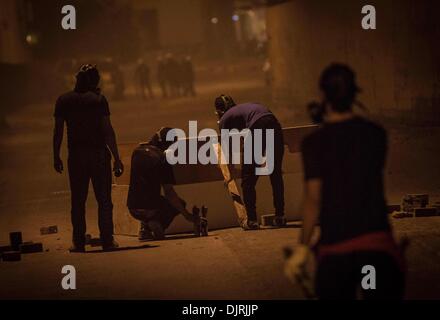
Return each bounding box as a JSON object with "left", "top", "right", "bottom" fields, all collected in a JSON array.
[{"left": 266, "top": 0, "right": 440, "bottom": 125}]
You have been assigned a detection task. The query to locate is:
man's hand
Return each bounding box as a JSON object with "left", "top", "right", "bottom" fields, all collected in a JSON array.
[
  {"left": 54, "top": 157, "right": 63, "bottom": 174},
  {"left": 284, "top": 244, "right": 316, "bottom": 299},
  {"left": 284, "top": 244, "right": 313, "bottom": 284},
  {"left": 113, "top": 159, "right": 124, "bottom": 177}
]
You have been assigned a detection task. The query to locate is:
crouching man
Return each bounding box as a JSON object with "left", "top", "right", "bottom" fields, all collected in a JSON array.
[{"left": 127, "top": 127, "right": 199, "bottom": 240}]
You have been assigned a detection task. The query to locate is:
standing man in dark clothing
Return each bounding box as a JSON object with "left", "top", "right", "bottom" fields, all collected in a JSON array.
[
  {"left": 127, "top": 127, "right": 200, "bottom": 240},
  {"left": 214, "top": 95, "right": 286, "bottom": 230},
  {"left": 285, "top": 64, "right": 405, "bottom": 299},
  {"left": 53, "top": 64, "right": 124, "bottom": 252}
]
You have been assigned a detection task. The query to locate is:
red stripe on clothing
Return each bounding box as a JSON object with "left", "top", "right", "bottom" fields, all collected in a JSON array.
[{"left": 317, "top": 231, "right": 406, "bottom": 272}]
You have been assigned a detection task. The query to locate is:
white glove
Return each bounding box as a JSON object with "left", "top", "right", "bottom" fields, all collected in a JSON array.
[{"left": 284, "top": 244, "right": 313, "bottom": 285}]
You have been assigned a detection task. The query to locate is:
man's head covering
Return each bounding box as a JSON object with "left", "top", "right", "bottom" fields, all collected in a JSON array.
[
  {"left": 75, "top": 64, "right": 100, "bottom": 93},
  {"left": 319, "top": 63, "right": 361, "bottom": 112},
  {"left": 214, "top": 94, "right": 236, "bottom": 119},
  {"left": 147, "top": 127, "right": 175, "bottom": 151}
]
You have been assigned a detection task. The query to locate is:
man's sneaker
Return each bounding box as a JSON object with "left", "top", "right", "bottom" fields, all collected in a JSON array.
[
  {"left": 102, "top": 240, "right": 119, "bottom": 251},
  {"left": 69, "top": 244, "right": 85, "bottom": 253},
  {"left": 148, "top": 220, "right": 165, "bottom": 240},
  {"left": 272, "top": 216, "right": 287, "bottom": 227},
  {"left": 139, "top": 224, "right": 154, "bottom": 241},
  {"left": 241, "top": 220, "right": 260, "bottom": 231}
]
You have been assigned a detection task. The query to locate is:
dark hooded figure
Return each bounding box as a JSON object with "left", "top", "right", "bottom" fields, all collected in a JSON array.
[
  {"left": 53, "top": 64, "right": 124, "bottom": 252},
  {"left": 285, "top": 64, "right": 405, "bottom": 300}
]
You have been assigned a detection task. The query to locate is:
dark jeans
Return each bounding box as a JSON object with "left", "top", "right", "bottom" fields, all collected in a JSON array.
[
  {"left": 241, "top": 115, "right": 285, "bottom": 221},
  {"left": 316, "top": 251, "right": 405, "bottom": 300},
  {"left": 68, "top": 148, "right": 114, "bottom": 246},
  {"left": 129, "top": 196, "right": 183, "bottom": 230}
]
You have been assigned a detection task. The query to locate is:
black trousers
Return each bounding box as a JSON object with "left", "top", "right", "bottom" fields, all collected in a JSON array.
[
  {"left": 129, "top": 196, "right": 183, "bottom": 230},
  {"left": 68, "top": 148, "right": 114, "bottom": 246},
  {"left": 316, "top": 251, "right": 405, "bottom": 300},
  {"left": 241, "top": 115, "right": 285, "bottom": 221}
]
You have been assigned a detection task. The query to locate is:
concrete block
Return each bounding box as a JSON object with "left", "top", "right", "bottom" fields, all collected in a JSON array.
[
  {"left": 2, "top": 251, "right": 21, "bottom": 262},
  {"left": 19, "top": 242, "right": 43, "bottom": 254},
  {"left": 414, "top": 207, "right": 438, "bottom": 217},
  {"left": 0, "top": 245, "right": 12, "bottom": 253}
]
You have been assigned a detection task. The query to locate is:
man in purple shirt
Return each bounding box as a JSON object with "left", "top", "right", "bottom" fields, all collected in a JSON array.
[{"left": 215, "top": 95, "right": 286, "bottom": 230}]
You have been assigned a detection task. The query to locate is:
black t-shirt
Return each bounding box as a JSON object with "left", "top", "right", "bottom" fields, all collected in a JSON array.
[
  {"left": 127, "top": 145, "right": 175, "bottom": 210},
  {"left": 219, "top": 103, "right": 273, "bottom": 131},
  {"left": 301, "top": 116, "right": 390, "bottom": 244},
  {"left": 54, "top": 91, "right": 110, "bottom": 150}
]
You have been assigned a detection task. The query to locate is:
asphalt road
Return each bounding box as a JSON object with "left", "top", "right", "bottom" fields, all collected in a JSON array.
[{"left": 1, "top": 75, "right": 440, "bottom": 299}]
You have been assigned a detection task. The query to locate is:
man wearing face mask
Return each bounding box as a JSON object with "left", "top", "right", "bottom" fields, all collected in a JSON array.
[{"left": 285, "top": 64, "right": 405, "bottom": 300}]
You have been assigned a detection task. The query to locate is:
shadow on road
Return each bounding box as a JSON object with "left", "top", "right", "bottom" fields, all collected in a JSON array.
[{"left": 84, "top": 244, "right": 158, "bottom": 254}]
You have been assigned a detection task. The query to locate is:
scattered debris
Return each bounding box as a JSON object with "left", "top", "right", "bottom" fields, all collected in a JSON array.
[
  {"left": 387, "top": 204, "right": 401, "bottom": 214},
  {"left": 0, "top": 245, "right": 12, "bottom": 253},
  {"left": 414, "top": 207, "right": 438, "bottom": 217},
  {"left": 261, "top": 214, "right": 275, "bottom": 226},
  {"left": 1, "top": 232, "right": 45, "bottom": 262},
  {"left": 20, "top": 242, "right": 44, "bottom": 254},
  {"left": 9, "top": 232, "right": 23, "bottom": 251},
  {"left": 392, "top": 194, "right": 440, "bottom": 219},
  {"left": 2, "top": 251, "right": 21, "bottom": 262},
  {"left": 402, "top": 194, "right": 429, "bottom": 212},
  {"left": 85, "top": 234, "right": 102, "bottom": 247},
  {"left": 391, "top": 211, "right": 413, "bottom": 219},
  {"left": 40, "top": 225, "right": 58, "bottom": 235}
]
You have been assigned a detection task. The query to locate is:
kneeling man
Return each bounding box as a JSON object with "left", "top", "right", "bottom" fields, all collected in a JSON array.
[{"left": 127, "top": 127, "right": 198, "bottom": 240}]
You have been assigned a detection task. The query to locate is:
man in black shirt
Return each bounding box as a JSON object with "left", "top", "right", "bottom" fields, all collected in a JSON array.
[
  {"left": 214, "top": 95, "right": 286, "bottom": 230},
  {"left": 53, "top": 64, "right": 124, "bottom": 252},
  {"left": 285, "top": 64, "right": 405, "bottom": 299},
  {"left": 127, "top": 127, "right": 198, "bottom": 240}
]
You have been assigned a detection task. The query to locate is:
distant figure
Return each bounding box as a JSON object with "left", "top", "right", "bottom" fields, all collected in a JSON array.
[
  {"left": 157, "top": 56, "right": 168, "bottom": 98},
  {"left": 53, "top": 64, "right": 124, "bottom": 252},
  {"left": 176, "top": 57, "right": 185, "bottom": 96},
  {"left": 182, "top": 56, "right": 196, "bottom": 97},
  {"left": 135, "top": 59, "right": 154, "bottom": 100},
  {"left": 164, "top": 53, "right": 179, "bottom": 97},
  {"left": 111, "top": 65, "right": 125, "bottom": 101},
  {"left": 262, "top": 59, "right": 272, "bottom": 87},
  {"left": 127, "top": 127, "right": 200, "bottom": 240},
  {"left": 284, "top": 64, "right": 406, "bottom": 300}
]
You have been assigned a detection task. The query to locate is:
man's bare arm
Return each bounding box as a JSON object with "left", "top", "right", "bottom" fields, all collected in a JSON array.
[
  {"left": 102, "top": 116, "right": 124, "bottom": 176},
  {"left": 299, "top": 178, "right": 322, "bottom": 245},
  {"left": 102, "top": 116, "right": 120, "bottom": 161},
  {"left": 53, "top": 117, "right": 64, "bottom": 173},
  {"left": 163, "top": 184, "right": 194, "bottom": 222}
]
